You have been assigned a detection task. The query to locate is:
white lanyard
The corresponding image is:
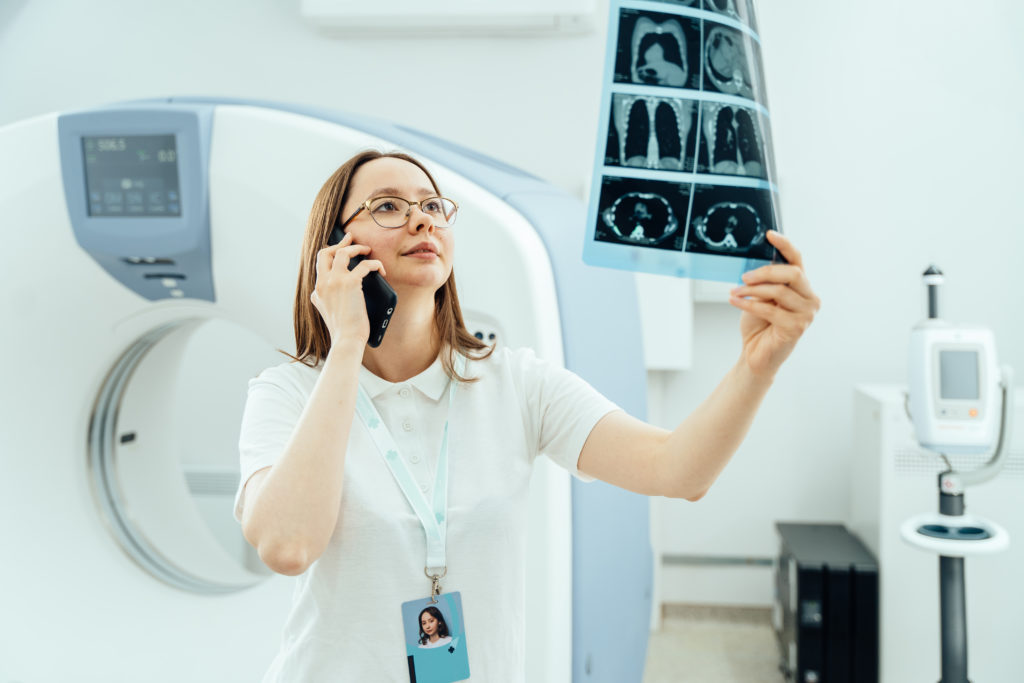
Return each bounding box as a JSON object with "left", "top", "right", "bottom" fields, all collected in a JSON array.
[{"left": 354, "top": 356, "right": 464, "bottom": 585}]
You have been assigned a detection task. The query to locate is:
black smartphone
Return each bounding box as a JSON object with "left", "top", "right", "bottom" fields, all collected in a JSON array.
[{"left": 328, "top": 225, "right": 397, "bottom": 348}]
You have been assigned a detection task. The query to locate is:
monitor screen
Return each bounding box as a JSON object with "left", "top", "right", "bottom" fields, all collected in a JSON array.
[
  {"left": 939, "top": 350, "right": 979, "bottom": 400},
  {"left": 82, "top": 135, "right": 181, "bottom": 217}
]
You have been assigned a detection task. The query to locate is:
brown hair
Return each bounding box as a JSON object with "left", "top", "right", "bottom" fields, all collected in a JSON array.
[{"left": 283, "top": 150, "right": 493, "bottom": 382}]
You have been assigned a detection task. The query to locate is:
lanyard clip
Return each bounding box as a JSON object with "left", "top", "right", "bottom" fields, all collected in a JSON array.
[{"left": 425, "top": 566, "right": 447, "bottom": 604}]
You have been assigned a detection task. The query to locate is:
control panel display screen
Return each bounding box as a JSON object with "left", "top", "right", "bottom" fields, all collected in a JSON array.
[
  {"left": 82, "top": 135, "right": 181, "bottom": 217},
  {"left": 939, "top": 350, "right": 979, "bottom": 400}
]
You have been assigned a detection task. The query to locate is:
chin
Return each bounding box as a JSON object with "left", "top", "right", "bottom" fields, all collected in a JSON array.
[
  {"left": 391, "top": 272, "right": 448, "bottom": 292},
  {"left": 402, "top": 264, "right": 450, "bottom": 284}
]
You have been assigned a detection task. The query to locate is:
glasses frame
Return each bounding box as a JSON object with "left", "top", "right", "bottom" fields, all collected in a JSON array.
[{"left": 339, "top": 196, "right": 460, "bottom": 230}]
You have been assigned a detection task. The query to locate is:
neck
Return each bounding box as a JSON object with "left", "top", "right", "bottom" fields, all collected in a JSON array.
[
  {"left": 361, "top": 286, "right": 440, "bottom": 382},
  {"left": 429, "top": 633, "right": 439, "bottom": 642}
]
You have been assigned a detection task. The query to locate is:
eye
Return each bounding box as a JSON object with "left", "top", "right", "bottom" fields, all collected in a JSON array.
[
  {"left": 370, "top": 197, "right": 409, "bottom": 214},
  {"left": 423, "top": 198, "right": 443, "bottom": 214}
]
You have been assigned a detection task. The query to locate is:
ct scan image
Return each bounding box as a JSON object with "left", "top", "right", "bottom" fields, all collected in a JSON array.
[
  {"left": 703, "top": 0, "right": 758, "bottom": 30},
  {"left": 585, "top": 0, "right": 780, "bottom": 280},
  {"left": 614, "top": 9, "right": 702, "bottom": 90},
  {"left": 605, "top": 94, "right": 707, "bottom": 172},
  {"left": 700, "top": 102, "right": 766, "bottom": 178},
  {"left": 703, "top": 22, "right": 762, "bottom": 101},
  {"left": 595, "top": 177, "right": 690, "bottom": 251},
  {"left": 740, "top": 35, "right": 769, "bottom": 108},
  {"left": 684, "top": 184, "right": 777, "bottom": 259}
]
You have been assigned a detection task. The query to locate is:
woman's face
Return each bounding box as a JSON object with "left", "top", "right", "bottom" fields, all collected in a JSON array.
[
  {"left": 341, "top": 157, "right": 454, "bottom": 296},
  {"left": 420, "top": 612, "right": 439, "bottom": 636}
]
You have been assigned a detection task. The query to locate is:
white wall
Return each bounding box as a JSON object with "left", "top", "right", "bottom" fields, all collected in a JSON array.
[
  {"left": 2, "top": 0, "right": 1023, "bottom": 638},
  {"left": 653, "top": 0, "right": 1024, "bottom": 605},
  {"left": 0, "top": 0, "right": 609, "bottom": 196}
]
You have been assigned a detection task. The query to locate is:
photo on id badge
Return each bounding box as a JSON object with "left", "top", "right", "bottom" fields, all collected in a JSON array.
[{"left": 401, "top": 592, "right": 470, "bottom": 682}]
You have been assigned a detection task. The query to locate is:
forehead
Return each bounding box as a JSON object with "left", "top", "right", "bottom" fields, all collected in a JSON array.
[{"left": 349, "top": 157, "right": 437, "bottom": 199}]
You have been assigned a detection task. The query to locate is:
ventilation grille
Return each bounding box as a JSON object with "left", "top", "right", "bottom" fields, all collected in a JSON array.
[
  {"left": 894, "top": 447, "right": 1024, "bottom": 478},
  {"left": 184, "top": 469, "right": 239, "bottom": 496}
]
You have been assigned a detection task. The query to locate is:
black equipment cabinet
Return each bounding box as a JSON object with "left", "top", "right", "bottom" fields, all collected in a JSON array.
[{"left": 774, "top": 523, "right": 879, "bottom": 683}]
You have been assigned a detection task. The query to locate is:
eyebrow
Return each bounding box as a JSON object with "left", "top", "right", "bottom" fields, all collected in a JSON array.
[{"left": 367, "top": 186, "right": 438, "bottom": 199}]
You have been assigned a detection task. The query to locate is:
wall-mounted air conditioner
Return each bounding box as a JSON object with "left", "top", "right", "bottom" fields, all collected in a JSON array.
[{"left": 301, "top": 0, "right": 597, "bottom": 36}]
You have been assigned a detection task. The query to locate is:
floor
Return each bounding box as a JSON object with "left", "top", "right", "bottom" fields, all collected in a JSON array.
[{"left": 643, "top": 605, "right": 787, "bottom": 683}]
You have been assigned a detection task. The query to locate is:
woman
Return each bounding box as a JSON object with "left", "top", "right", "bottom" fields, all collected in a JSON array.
[
  {"left": 234, "top": 150, "right": 819, "bottom": 682},
  {"left": 418, "top": 606, "right": 453, "bottom": 649}
]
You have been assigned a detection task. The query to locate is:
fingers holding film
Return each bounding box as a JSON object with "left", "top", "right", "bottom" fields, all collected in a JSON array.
[
  {"left": 742, "top": 264, "right": 815, "bottom": 302},
  {"left": 730, "top": 295, "right": 810, "bottom": 339},
  {"left": 729, "top": 295, "right": 785, "bottom": 325},
  {"left": 730, "top": 283, "right": 815, "bottom": 314},
  {"left": 765, "top": 230, "right": 803, "bottom": 268}
]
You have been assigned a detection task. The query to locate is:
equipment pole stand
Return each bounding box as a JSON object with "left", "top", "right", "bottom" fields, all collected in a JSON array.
[
  {"left": 939, "top": 555, "right": 969, "bottom": 683},
  {"left": 937, "top": 489, "right": 970, "bottom": 683}
]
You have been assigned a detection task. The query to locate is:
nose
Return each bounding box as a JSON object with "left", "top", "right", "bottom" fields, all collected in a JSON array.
[{"left": 406, "top": 203, "right": 436, "bottom": 233}]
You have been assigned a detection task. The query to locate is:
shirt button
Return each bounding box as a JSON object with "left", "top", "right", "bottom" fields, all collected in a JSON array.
[
  {"left": 399, "top": 387, "right": 411, "bottom": 398},
  {"left": 420, "top": 483, "right": 429, "bottom": 493},
  {"left": 403, "top": 421, "right": 413, "bottom": 432},
  {"left": 410, "top": 455, "right": 421, "bottom": 464}
]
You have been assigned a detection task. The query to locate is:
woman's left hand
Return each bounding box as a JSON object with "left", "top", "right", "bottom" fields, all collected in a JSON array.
[{"left": 729, "top": 231, "right": 820, "bottom": 379}]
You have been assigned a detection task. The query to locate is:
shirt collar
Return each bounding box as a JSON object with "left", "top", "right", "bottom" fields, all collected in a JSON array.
[{"left": 358, "top": 354, "right": 452, "bottom": 401}]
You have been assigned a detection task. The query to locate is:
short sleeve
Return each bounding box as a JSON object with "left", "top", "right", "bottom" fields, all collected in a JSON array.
[
  {"left": 233, "top": 366, "right": 307, "bottom": 522},
  {"left": 512, "top": 347, "right": 622, "bottom": 483}
]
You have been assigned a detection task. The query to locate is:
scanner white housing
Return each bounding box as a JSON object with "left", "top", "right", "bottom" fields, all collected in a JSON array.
[{"left": 0, "top": 100, "right": 651, "bottom": 683}]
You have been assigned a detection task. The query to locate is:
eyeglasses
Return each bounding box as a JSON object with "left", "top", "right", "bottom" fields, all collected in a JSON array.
[{"left": 340, "top": 196, "right": 459, "bottom": 229}]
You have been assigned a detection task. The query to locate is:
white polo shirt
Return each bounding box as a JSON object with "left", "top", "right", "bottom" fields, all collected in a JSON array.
[{"left": 234, "top": 345, "right": 620, "bottom": 682}]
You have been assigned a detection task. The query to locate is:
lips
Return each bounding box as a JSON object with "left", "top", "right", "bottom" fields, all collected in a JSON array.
[{"left": 402, "top": 241, "right": 438, "bottom": 256}]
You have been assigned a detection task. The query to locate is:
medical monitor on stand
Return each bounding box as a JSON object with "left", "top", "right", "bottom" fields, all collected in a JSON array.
[{"left": 903, "top": 265, "right": 1014, "bottom": 683}]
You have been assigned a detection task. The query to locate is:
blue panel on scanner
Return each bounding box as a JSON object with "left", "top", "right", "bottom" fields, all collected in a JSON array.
[
  {"left": 507, "top": 188, "right": 652, "bottom": 683},
  {"left": 57, "top": 105, "right": 215, "bottom": 302}
]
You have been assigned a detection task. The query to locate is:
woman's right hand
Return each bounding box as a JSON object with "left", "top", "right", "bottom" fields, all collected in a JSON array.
[{"left": 310, "top": 232, "right": 387, "bottom": 348}]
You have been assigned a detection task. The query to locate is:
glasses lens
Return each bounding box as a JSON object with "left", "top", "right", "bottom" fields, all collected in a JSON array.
[
  {"left": 422, "top": 198, "right": 457, "bottom": 227},
  {"left": 369, "top": 197, "right": 411, "bottom": 228}
]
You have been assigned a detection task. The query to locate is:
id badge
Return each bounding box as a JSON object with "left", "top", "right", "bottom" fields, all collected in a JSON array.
[{"left": 401, "top": 591, "right": 471, "bottom": 683}]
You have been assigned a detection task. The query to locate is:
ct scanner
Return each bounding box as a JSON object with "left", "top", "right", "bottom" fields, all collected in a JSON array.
[{"left": 0, "top": 98, "right": 651, "bottom": 682}]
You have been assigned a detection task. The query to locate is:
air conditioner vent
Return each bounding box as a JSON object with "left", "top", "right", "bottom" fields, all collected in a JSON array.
[{"left": 301, "top": 0, "right": 597, "bottom": 36}]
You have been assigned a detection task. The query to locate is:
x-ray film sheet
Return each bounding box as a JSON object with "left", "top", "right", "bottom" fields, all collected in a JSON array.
[{"left": 583, "top": 0, "right": 783, "bottom": 284}]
